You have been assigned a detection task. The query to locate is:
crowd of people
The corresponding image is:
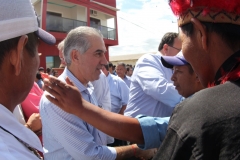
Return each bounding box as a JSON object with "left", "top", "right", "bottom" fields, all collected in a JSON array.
[{"left": 1, "top": 0, "right": 240, "bottom": 160}]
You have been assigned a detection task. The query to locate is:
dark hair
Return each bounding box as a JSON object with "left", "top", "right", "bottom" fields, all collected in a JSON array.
[
  {"left": 181, "top": 22, "right": 240, "bottom": 50},
  {"left": 103, "top": 64, "right": 109, "bottom": 71},
  {"left": 46, "top": 68, "right": 51, "bottom": 73},
  {"left": 158, "top": 32, "right": 179, "bottom": 51},
  {"left": 36, "top": 72, "right": 42, "bottom": 80},
  {"left": 108, "top": 62, "right": 113, "bottom": 68},
  {"left": 0, "top": 32, "right": 39, "bottom": 69}
]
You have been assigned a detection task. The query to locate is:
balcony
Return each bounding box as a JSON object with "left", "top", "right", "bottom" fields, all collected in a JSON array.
[
  {"left": 46, "top": 15, "right": 116, "bottom": 40},
  {"left": 90, "top": 24, "right": 116, "bottom": 40},
  {"left": 46, "top": 15, "right": 87, "bottom": 33}
]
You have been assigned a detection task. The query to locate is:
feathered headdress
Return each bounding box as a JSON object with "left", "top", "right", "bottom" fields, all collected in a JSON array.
[{"left": 169, "top": 0, "right": 240, "bottom": 26}]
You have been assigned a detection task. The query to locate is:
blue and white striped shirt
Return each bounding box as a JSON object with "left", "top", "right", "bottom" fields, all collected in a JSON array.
[{"left": 40, "top": 68, "right": 116, "bottom": 160}]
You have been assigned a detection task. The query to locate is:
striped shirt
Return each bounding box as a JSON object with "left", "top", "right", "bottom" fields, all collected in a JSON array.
[{"left": 40, "top": 68, "right": 116, "bottom": 160}]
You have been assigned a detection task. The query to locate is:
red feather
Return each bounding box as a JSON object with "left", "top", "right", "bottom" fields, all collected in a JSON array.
[{"left": 169, "top": 0, "right": 240, "bottom": 16}]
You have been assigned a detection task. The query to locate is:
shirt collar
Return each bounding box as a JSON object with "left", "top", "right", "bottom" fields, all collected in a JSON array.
[
  {"left": 0, "top": 105, "right": 43, "bottom": 152},
  {"left": 60, "top": 67, "right": 93, "bottom": 93}
]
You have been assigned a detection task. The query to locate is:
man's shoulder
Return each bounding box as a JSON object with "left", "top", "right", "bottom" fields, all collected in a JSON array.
[
  {"left": 134, "top": 53, "right": 167, "bottom": 73},
  {"left": 170, "top": 81, "right": 240, "bottom": 130},
  {"left": 138, "top": 53, "right": 160, "bottom": 61},
  {"left": 135, "top": 53, "right": 161, "bottom": 65},
  {"left": 125, "top": 75, "right": 131, "bottom": 81},
  {"left": 111, "top": 74, "right": 122, "bottom": 81}
]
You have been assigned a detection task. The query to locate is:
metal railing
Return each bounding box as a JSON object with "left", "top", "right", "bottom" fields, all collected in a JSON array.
[
  {"left": 45, "top": 15, "right": 116, "bottom": 40},
  {"left": 90, "top": 24, "right": 116, "bottom": 40},
  {"left": 46, "top": 15, "right": 87, "bottom": 33}
]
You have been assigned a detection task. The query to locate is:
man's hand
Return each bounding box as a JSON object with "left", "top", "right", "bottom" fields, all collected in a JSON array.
[
  {"left": 137, "top": 147, "right": 158, "bottom": 160},
  {"left": 25, "top": 113, "right": 42, "bottom": 132},
  {"left": 43, "top": 76, "right": 84, "bottom": 115}
]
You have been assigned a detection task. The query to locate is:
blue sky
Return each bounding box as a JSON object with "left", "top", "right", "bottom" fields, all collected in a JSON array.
[{"left": 109, "top": 0, "right": 179, "bottom": 56}]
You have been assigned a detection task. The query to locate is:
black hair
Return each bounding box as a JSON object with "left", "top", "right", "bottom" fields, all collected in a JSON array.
[
  {"left": 103, "top": 64, "right": 109, "bottom": 71},
  {"left": 158, "top": 32, "right": 179, "bottom": 51},
  {"left": 108, "top": 62, "right": 113, "bottom": 68},
  {"left": 36, "top": 71, "right": 42, "bottom": 80},
  {"left": 181, "top": 22, "right": 240, "bottom": 50}
]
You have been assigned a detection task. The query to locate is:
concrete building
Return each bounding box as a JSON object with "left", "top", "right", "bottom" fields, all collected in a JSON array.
[
  {"left": 110, "top": 52, "right": 156, "bottom": 66},
  {"left": 32, "top": 0, "right": 119, "bottom": 71}
]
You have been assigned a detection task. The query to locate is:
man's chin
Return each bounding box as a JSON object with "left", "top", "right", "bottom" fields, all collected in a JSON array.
[{"left": 92, "top": 73, "right": 101, "bottom": 81}]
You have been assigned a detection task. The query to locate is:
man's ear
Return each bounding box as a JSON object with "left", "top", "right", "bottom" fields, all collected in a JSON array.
[
  {"left": 70, "top": 50, "right": 80, "bottom": 63},
  {"left": 191, "top": 18, "right": 208, "bottom": 51},
  {"left": 195, "top": 74, "right": 201, "bottom": 82},
  {"left": 162, "top": 44, "right": 169, "bottom": 55},
  {"left": 9, "top": 35, "right": 28, "bottom": 76}
]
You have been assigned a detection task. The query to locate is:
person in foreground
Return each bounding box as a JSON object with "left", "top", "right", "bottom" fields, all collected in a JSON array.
[
  {"left": 44, "top": 0, "right": 240, "bottom": 159},
  {"left": 0, "top": 0, "right": 56, "bottom": 159}
]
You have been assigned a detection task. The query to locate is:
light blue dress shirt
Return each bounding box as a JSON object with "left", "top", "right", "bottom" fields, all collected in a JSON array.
[
  {"left": 122, "top": 75, "right": 131, "bottom": 88},
  {"left": 124, "top": 53, "right": 182, "bottom": 117},
  {"left": 136, "top": 115, "right": 170, "bottom": 150},
  {"left": 40, "top": 68, "right": 116, "bottom": 160},
  {"left": 107, "top": 73, "right": 129, "bottom": 113},
  {"left": 136, "top": 95, "right": 193, "bottom": 150}
]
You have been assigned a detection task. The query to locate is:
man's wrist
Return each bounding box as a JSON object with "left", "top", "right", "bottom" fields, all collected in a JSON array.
[{"left": 25, "top": 123, "right": 32, "bottom": 130}]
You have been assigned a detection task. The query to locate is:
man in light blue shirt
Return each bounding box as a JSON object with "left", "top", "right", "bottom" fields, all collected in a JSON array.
[
  {"left": 116, "top": 62, "right": 131, "bottom": 88},
  {"left": 124, "top": 32, "right": 183, "bottom": 117},
  {"left": 102, "top": 63, "right": 129, "bottom": 146},
  {"left": 40, "top": 26, "right": 154, "bottom": 160},
  {"left": 102, "top": 64, "right": 129, "bottom": 114}
]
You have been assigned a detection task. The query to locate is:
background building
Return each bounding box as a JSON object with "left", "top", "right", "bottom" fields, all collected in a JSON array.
[
  {"left": 110, "top": 52, "right": 156, "bottom": 66},
  {"left": 32, "top": 0, "right": 119, "bottom": 71}
]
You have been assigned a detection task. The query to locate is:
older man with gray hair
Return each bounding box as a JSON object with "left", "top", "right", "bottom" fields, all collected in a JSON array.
[
  {"left": 57, "top": 40, "right": 66, "bottom": 67},
  {"left": 116, "top": 62, "right": 131, "bottom": 87},
  {"left": 40, "top": 26, "right": 155, "bottom": 160}
]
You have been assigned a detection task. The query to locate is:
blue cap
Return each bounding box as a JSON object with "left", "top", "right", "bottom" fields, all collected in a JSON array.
[{"left": 161, "top": 51, "right": 189, "bottom": 68}]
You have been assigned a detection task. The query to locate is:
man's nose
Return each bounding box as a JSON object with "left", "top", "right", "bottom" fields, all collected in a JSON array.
[{"left": 101, "top": 54, "right": 108, "bottom": 65}]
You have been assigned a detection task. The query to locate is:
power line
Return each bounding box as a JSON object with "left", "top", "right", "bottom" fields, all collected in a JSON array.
[{"left": 118, "top": 16, "right": 158, "bottom": 34}]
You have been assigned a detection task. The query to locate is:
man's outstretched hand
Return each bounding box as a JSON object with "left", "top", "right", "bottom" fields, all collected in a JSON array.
[{"left": 43, "top": 76, "right": 84, "bottom": 115}]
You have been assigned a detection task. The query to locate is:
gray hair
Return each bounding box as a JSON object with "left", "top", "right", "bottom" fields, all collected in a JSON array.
[
  {"left": 57, "top": 40, "right": 64, "bottom": 52},
  {"left": 64, "top": 26, "right": 103, "bottom": 65},
  {"left": 117, "top": 62, "right": 126, "bottom": 69}
]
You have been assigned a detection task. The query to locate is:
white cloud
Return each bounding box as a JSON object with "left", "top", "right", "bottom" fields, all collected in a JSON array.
[{"left": 109, "top": 0, "right": 179, "bottom": 56}]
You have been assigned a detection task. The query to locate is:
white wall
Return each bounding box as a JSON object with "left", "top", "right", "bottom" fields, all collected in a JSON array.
[{"left": 34, "top": 1, "right": 41, "bottom": 16}]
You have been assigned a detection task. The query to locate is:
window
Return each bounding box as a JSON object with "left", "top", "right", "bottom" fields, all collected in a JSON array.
[
  {"left": 46, "top": 56, "right": 61, "bottom": 69},
  {"left": 90, "top": 17, "right": 101, "bottom": 29},
  {"left": 46, "top": 12, "right": 63, "bottom": 32}
]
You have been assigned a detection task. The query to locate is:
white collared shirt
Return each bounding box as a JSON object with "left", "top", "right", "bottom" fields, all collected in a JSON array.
[{"left": 0, "top": 104, "right": 43, "bottom": 160}]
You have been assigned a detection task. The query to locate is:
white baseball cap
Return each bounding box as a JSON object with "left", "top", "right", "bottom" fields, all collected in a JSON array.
[{"left": 0, "top": 0, "right": 56, "bottom": 45}]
